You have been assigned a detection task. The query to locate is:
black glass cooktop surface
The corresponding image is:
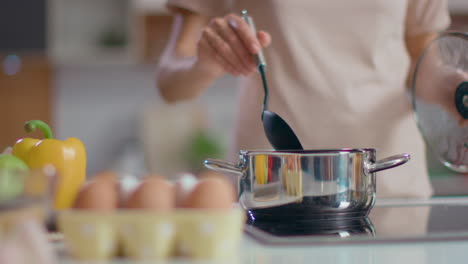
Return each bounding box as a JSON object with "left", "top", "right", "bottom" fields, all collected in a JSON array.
[{"left": 244, "top": 201, "right": 468, "bottom": 245}]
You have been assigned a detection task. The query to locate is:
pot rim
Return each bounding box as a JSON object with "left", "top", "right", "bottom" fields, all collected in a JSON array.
[{"left": 240, "top": 148, "right": 375, "bottom": 156}]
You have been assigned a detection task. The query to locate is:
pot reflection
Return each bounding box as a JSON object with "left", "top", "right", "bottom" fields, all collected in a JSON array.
[
  {"left": 246, "top": 217, "right": 375, "bottom": 238},
  {"left": 369, "top": 205, "right": 430, "bottom": 237},
  {"left": 244, "top": 204, "right": 435, "bottom": 244},
  {"left": 252, "top": 154, "right": 304, "bottom": 202},
  {"left": 282, "top": 155, "right": 303, "bottom": 197}
]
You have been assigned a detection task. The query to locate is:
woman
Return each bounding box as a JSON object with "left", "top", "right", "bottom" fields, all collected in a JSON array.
[{"left": 156, "top": 0, "right": 452, "bottom": 198}]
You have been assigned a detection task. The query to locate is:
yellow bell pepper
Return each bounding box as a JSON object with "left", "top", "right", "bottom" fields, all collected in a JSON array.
[{"left": 12, "top": 120, "right": 86, "bottom": 210}]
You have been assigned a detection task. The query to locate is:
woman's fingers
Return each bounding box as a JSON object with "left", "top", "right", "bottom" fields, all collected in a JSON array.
[
  {"left": 226, "top": 14, "right": 262, "bottom": 55},
  {"left": 211, "top": 17, "right": 256, "bottom": 73},
  {"left": 257, "top": 30, "right": 272, "bottom": 48},
  {"left": 198, "top": 36, "right": 241, "bottom": 76},
  {"left": 202, "top": 26, "right": 246, "bottom": 75},
  {"left": 197, "top": 13, "right": 271, "bottom": 77}
]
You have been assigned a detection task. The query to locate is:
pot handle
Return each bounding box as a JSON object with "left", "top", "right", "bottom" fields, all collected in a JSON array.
[
  {"left": 366, "top": 153, "right": 411, "bottom": 174},
  {"left": 204, "top": 159, "right": 244, "bottom": 177}
]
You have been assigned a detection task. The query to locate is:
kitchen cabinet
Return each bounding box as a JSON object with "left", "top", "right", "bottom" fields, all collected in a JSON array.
[
  {"left": 137, "top": 14, "right": 173, "bottom": 63},
  {"left": 131, "top": 0, "right": 172, "bottom": 62},
  {"left": 0, "top": 0, "right": 52, "bottom": 150},
  {"left": 0, "top": 0, "right": 47, "bottom": 51},
  {"left": 48, "top": 0, "right": 172, "bottom": 66},
  {"left": 450, "top": 14, "right": 468, "bottom": 31},
  {"left": 0, "top": 54, "right": 53, "bottom": 150},
  {"left": 48, "top": 0, "right": 135, "bottom": 66}
]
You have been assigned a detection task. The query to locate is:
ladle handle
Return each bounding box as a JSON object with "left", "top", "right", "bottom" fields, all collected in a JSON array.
[
  {"left": 242, "top": 10, "right": 269, "bottom": 114},
  {"left": 241, "top": 10, "right": 266, "bottom": 68}
]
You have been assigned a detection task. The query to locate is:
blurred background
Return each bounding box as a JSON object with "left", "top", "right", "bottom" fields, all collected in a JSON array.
[{"left": 0, "top": 0, "right": 467, "bottom": 195}]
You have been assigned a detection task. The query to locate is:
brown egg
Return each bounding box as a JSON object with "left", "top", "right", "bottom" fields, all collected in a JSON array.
[
  {"left": 73, "top": 178, "right": 119, "bottom": 211},
  {"left": 91, "top": 170, "right": 126, "bottom": 207},
  {"left": 174, "top": 173, "right": 198, "bottom": 207},
  {"left": 182, "top": 177, "right": 236, "bottom": 209},
  {"left": 125, "top": 176, "right": 175, "bottom": 211}
]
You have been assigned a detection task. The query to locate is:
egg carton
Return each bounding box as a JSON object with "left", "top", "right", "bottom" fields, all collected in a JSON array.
[
  {"left": 57, "top": 208, "right": 245, "bottom": 261},
  {"left": 0, "top": 204, "right": 46, "bottom": 239}
]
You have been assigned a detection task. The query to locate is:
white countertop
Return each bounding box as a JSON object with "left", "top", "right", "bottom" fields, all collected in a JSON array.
[
  {"left": 58, "top": 197, "right": 468, "bottom": 264},
  {"left": 58, "top": 238, "right": 468, "bottom": 264}
]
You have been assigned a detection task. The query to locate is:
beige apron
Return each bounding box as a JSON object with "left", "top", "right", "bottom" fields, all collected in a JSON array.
[{"left": 167, "top": 0, "right": 451, "bottom": 198}]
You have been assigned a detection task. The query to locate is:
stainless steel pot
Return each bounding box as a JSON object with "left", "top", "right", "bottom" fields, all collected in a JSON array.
[{"left": 204, "top": 149, "right": 410, "bottom": 221}]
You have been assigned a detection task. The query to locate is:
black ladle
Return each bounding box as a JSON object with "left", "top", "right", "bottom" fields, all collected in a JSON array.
[{"left": 242, "top": 10, "right": 303, "bottom": 150}]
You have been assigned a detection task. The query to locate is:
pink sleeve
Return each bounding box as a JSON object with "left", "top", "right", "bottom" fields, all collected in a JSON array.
[
  {"left": 166, "top": 0, "right": 229, "bottom": 17},
  {"left": 405, "top": 0, "right": 451, "bottom": 36}
]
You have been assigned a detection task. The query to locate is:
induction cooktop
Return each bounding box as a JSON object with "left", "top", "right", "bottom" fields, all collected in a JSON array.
[{"left": 244, "top": 199, "right": 468, "bottom": 245}]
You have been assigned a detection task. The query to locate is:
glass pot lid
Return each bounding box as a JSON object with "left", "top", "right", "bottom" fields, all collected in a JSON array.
[{"left": 412, "top": 32, "right": 468, "bottom": 173}]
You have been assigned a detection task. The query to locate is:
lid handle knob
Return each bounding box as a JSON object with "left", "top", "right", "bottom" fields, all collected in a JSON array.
[{"left": 455, "top": 82, "right": 468, "bottom": 119}]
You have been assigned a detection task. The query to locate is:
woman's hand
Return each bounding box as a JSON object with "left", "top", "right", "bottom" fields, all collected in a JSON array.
[
  {"left": 196, "top": 13, "right": 271, "bottom": 77},
  {"left": 441, "top": 69, "right": 468, "bottom": 127},
  {"left": 415, "top": 64, "right": 468, "bottom": 127},
  {"left": 406, "top": 33, "right": 467, "bottom": 126}
]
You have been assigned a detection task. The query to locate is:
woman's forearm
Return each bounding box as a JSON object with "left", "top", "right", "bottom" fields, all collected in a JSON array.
[{"left": 156, "top": 54, "right": 222, "bottom": 103}]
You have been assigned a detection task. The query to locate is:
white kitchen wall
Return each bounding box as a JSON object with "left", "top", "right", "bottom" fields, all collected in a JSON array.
[{"left": 53, "top": 65, "right": 238, "bottom": 176}]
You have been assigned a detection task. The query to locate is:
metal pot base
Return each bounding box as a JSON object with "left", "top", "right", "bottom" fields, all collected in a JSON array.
[
  {"left": 246, "top": 215, "right": 374, "bottom": 233},
  {"left": 245, "top": 193, "right": 372, "bottom": 222},
  {"left": 247, "top": 208, "right": 370, "bottom": 222}
]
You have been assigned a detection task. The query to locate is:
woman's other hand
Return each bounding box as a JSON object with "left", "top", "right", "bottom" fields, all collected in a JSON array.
[
  {"left": 442, "top": 69, "right": 468, "bottom": 127},
  {"left": 407, "top": 33, "right": 468, "bottom": 127},
  {"left": 415, "top": 64, "right": 468, "bottom": 127},
  {"left": 196, "top": 13, "right": 271, "bottom": 77}
]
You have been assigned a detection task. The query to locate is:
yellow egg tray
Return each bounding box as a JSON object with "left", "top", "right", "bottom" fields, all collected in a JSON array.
[{"left": 57, "top": 208, "right": 245, "bottom": 261}]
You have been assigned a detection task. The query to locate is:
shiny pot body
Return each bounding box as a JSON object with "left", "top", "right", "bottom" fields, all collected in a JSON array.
[{"left": 205, "top": 149, "right": 410, "bottom": 221}]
